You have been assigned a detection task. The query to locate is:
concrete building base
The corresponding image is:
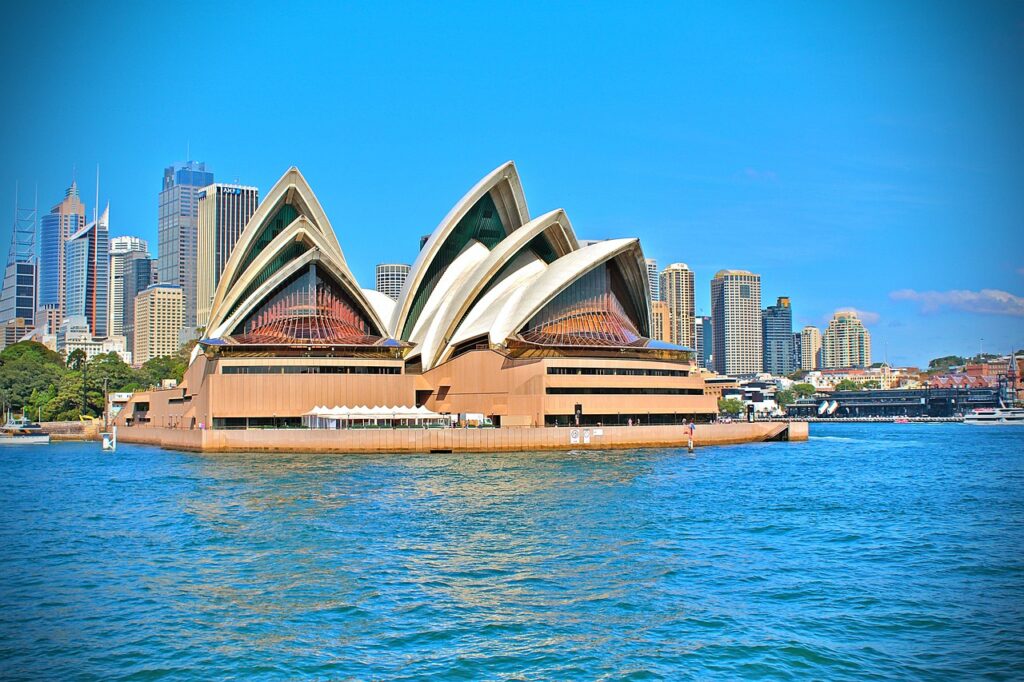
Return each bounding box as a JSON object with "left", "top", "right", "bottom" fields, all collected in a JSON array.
[{"left": 116, "top": 421, "right": 808, "bottom": 454}]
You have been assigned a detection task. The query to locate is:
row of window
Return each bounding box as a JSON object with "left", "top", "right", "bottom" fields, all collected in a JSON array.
[
  {"left": 545, "top": 387, "right": 704, "bottom": 395},
  {"left": 547, "top": 367, "right": 688, "bottom": 377},
  {"left": 221, "top": 365, "right": 401, "bottom": 375}
]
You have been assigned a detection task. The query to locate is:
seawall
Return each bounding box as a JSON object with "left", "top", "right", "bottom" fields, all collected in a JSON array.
[{"left": 117, "top": 421, "right": 808, "bottom": 454}]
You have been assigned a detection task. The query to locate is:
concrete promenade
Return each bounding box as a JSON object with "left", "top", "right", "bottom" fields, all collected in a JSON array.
[{"left": 117, "top": 421, "right": 808, "bottom": 454}]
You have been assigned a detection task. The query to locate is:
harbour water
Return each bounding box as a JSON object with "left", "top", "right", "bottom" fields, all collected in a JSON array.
[{"left": 1, "top": 424, "right": 1022, "bottom": 679}]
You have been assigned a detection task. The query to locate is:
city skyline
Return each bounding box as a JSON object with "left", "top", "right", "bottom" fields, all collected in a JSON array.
[{"left": 0, "top": 3, "right": 1021, "bottom": 366}]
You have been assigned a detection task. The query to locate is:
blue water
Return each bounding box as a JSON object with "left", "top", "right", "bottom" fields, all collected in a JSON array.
[{"left": 1, "top": 424, "right": 1022, "bottom": 680}]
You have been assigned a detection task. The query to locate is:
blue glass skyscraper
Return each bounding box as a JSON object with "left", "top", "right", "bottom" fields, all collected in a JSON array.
[
  {"left": 158, "top": 161, "right": 214, "bottom": 334},
  {"left": 64, "top": 205, "right": 109, "bottom": 338},
  {"left": 38, "top": 181, "right": 85, "bottom": 325}
]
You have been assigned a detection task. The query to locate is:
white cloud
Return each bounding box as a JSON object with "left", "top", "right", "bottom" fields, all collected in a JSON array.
[
  {"left": 830, "top": 308, "right": 880, "bottom": 324},
  {"left": 890, "top": 288, "right": 1024, "bottom": 317}
]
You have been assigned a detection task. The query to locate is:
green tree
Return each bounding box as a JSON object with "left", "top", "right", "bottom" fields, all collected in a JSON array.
[
  {"left": 792, "top": 382, "right": 816, "bottom": 398},
  {"left": 835, "top": 379, "right": 860, "bottom": 391},
  {"left": 66, "top": 348, "right": 87, "bottom": 371},
  {"left": 139, "top": 355, "right": 187, "bottom": 387},
  {"left": 787, "top": 369, "right": 808, "bottom": 380},
  {"left": 927, "top": 355, "right": 964, "bottom": 371},
  {"left": 44, "top": 371, "right": 104, "bottom": 420},
  {"left": 775, "top": 388, "right": 795, "bottom": 408},
  {"left": 0, "top": 342, "right": 67, "bottom": 414},
  {"left": 718, "top": 397, "right": 745, "bottom": 415},
  {"left": 861, "top": 380, "right": 881, "bottom": 390}
]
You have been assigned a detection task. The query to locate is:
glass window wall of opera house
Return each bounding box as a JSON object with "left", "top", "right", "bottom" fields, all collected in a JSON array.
[{"left": 117, "top": 162, "right": 717, "bottom": 431}]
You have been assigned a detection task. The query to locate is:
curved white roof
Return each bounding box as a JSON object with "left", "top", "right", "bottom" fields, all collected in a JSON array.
[
  {"left": 416, "top": 209, "right": 578, "bottom": 369},
  {"left": 390, "top": 161, "right": 530, "bottom": 338}
]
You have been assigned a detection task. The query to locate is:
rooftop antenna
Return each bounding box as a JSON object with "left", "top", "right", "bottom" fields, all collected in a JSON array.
[
  {"left": 186, "top": 138, "right": 190, "bottom": 162},
  {"left": 94, "top": 164, "right": 100, "bottom": 225}
]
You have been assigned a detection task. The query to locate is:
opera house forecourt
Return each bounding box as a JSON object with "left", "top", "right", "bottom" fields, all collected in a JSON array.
[{"left": 115, "top": 162, "right": 806, "bottom": 452}]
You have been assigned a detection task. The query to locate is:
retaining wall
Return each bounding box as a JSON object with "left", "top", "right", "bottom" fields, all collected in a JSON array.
[{"left": 117, "top": 421, "right": 808, "bottom": 453}]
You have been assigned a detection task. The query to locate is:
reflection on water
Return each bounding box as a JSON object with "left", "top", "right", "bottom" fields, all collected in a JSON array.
[{"left": 1, "top": 425, "right": 1023, "bottom": 679}]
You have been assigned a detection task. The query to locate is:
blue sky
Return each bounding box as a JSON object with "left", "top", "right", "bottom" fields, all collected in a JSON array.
[{"left": 1, "top": 1, "right": 1021, "bottom": 366}]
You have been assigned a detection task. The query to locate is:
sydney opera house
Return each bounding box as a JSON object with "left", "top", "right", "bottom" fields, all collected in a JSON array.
[{"left": 117, "top": 162, "right": 717, "bottom": 432}]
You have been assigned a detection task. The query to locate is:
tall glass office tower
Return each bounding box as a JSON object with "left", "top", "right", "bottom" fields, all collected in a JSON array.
[
  {"left": 38, "top": 181, "right": 86, "bottom": 325},
  {"left": 158, "top": 161, "right": 213, "bottom": 334},
  {"left": 64, "top": 205, "right": 109, "bottom": 338},
  {"left": 761, "top": 296, "right": 794, "bottom": 376}
]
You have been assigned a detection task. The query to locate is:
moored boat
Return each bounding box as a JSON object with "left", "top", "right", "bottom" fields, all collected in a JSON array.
[
  {"left": 0, "top": 415, "right": 51, "bottom": 445},
  {"left": 963, "top": 407, "right": 1024, "bottom": 425}
]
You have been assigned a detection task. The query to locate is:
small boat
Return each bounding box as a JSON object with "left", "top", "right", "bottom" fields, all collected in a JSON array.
[
  {"left": 894, "top": 417, "right": 911, "bottom": 424},
  {"left": 0, "top": 415, "right": 51, "bottom": 445},
  {"left": 963, "top": 407, "right": 1024, "bottom": 425}
]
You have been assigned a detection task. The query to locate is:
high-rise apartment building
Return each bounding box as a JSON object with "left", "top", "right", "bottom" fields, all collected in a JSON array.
[
  {"left": 122, "top": 255, "right": 157, "bottom": 354},
  {"left": 800, "top": 326, "right": 822, "bottom": 370},
  {"left": 761, "top": 296, "right": 794, "bottom": 376},
  {"left": 196, "top": 183, "right": 259, "bottom": 328},
  {"left": 645, "top": 258, "right": 659, "bottom": 301},
  {"left": 133, "top": 284, "right": 184, "bottom": 365},
  {"left": 823, "top": 311, "right": 872, "bottom": 369},
  {"left": 694, "top": 315, "right": 713, "bottom": 369},
  {"left": 38, "top": 181, "right": 86, "bottom": 324},
  {"left": 64, "top": 205, "right": 109, "bottom": 338},
  {"left": 650, "top": 300, "right": 671, "bottom": 343},
  {"left": 659, "top": 263, "right": 695, "bottom": 349},
  {"left": 158, "top": 161, "right": 214, "bottom": 334},
  {"left": 710, "top": 269, "right": 762, "bottom": 375},
  {"left": 108, "top": 236, "right": 149, "bottom": 338},
  {"left": 375, "top": 263, "right": 411, "bottom": 301}
]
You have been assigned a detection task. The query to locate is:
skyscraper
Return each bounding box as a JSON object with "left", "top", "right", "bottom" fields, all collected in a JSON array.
[
  {"left": 761, "top": 296, "right": 793, "bottom": 376},
  {"left": 108, "top": 236, "right": 149, "bottom": 338},
  {"left": 823, "top": 311, "right": 872, "bottom": 368},
  {"left": 64, "top": 205, "right": 109, "bottom": 338},
  {"left": 710, "top": 269, "right": 762, "bottom": 375},
  {"left": 800, "top": 326, "right": 822, "bottom": 370},
  {"left": 133, "top": 284, "right": 184, "bottom": 365},
  {"left": 695, "top": 315, "right": 712, "bottom": 369},
  {"left": 0, "top": 186, "right": 38, "bottom": 325},
  {"left": 375, "top": 263, "right": 411, "bottom": 301},
  {"left": 158, "top": 161, "right": 214, "bottom": 334},
  {"left": 38, "top": 181, "right": 86, "bottom": 326},
  {"left": 122, "top": 254, "right": 157, "bottom": 354},
  {"left": 196, "top": 183, "right": 259, "bottom": 328},
  {"left": 650, "top": 300, "right": 671, "bottom": 343},
  {"left": 645, "top": 258, "right": 659, "bottom": 301},
  {"left": 659, "top": 263, "right": 695, "bottom": 348}
]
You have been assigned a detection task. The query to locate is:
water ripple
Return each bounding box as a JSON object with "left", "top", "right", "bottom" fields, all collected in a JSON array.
[{"left": 0, "top": 424, "right": 1022, "bottom": 679}]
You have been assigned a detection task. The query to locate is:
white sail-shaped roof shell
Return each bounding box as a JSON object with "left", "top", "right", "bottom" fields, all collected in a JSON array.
[{"left": 390, "top": 161, "right": 530, "bottom": 339}]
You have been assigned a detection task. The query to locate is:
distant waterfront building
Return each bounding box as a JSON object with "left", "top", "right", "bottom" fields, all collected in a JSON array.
[
  {"left": 133, "top": 284, "right": 184, "bottom": 365},
  {"left": 823, "top": 310, "right": 872, "bottom": 369},
  {"left": 650, "top": 300, "right": 671, "bottom": 343},
  {"left": 645, "top": 258, "right": 659, "bottom": 301},
  {"left": 710, "top": 269, "right": 761, "bottom": 375},
  {"left": 375, "top": 263, "right": 411, "bottom": 301},
  {"left": 0, "top": 318, "right": 32, "bottom": 349},
  {"left": 122, "top": 255, "right": 157, "bottom": 354},
  {"left": 38, "top": 181, "right": 86, "bottom": 324},
  {"left": 196, "top": 183, "right": 259, "bottom": 329},
  {"left": 695, "top": 315, "right": 712, "bottom": 369},
  {"left": 56, "top": 315, "right": 129, "bottom": 363},
  {"left": 660, "top": 263, "right": 695, "bottom": 348},
  {"left": 158, "top": 161, "right": 214, "bottom": 335},
  {"left": 761, "top": 296, "right": 793, "bottom": 376},
  {"left": 64, "top": 205, "right": 109, "bottom": 338},
  {"left": 801, "top": 326, "right": 822, "bottom": 370},
  {"left": 108, "top": 236, "right": 149, "bottom": 338}
]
